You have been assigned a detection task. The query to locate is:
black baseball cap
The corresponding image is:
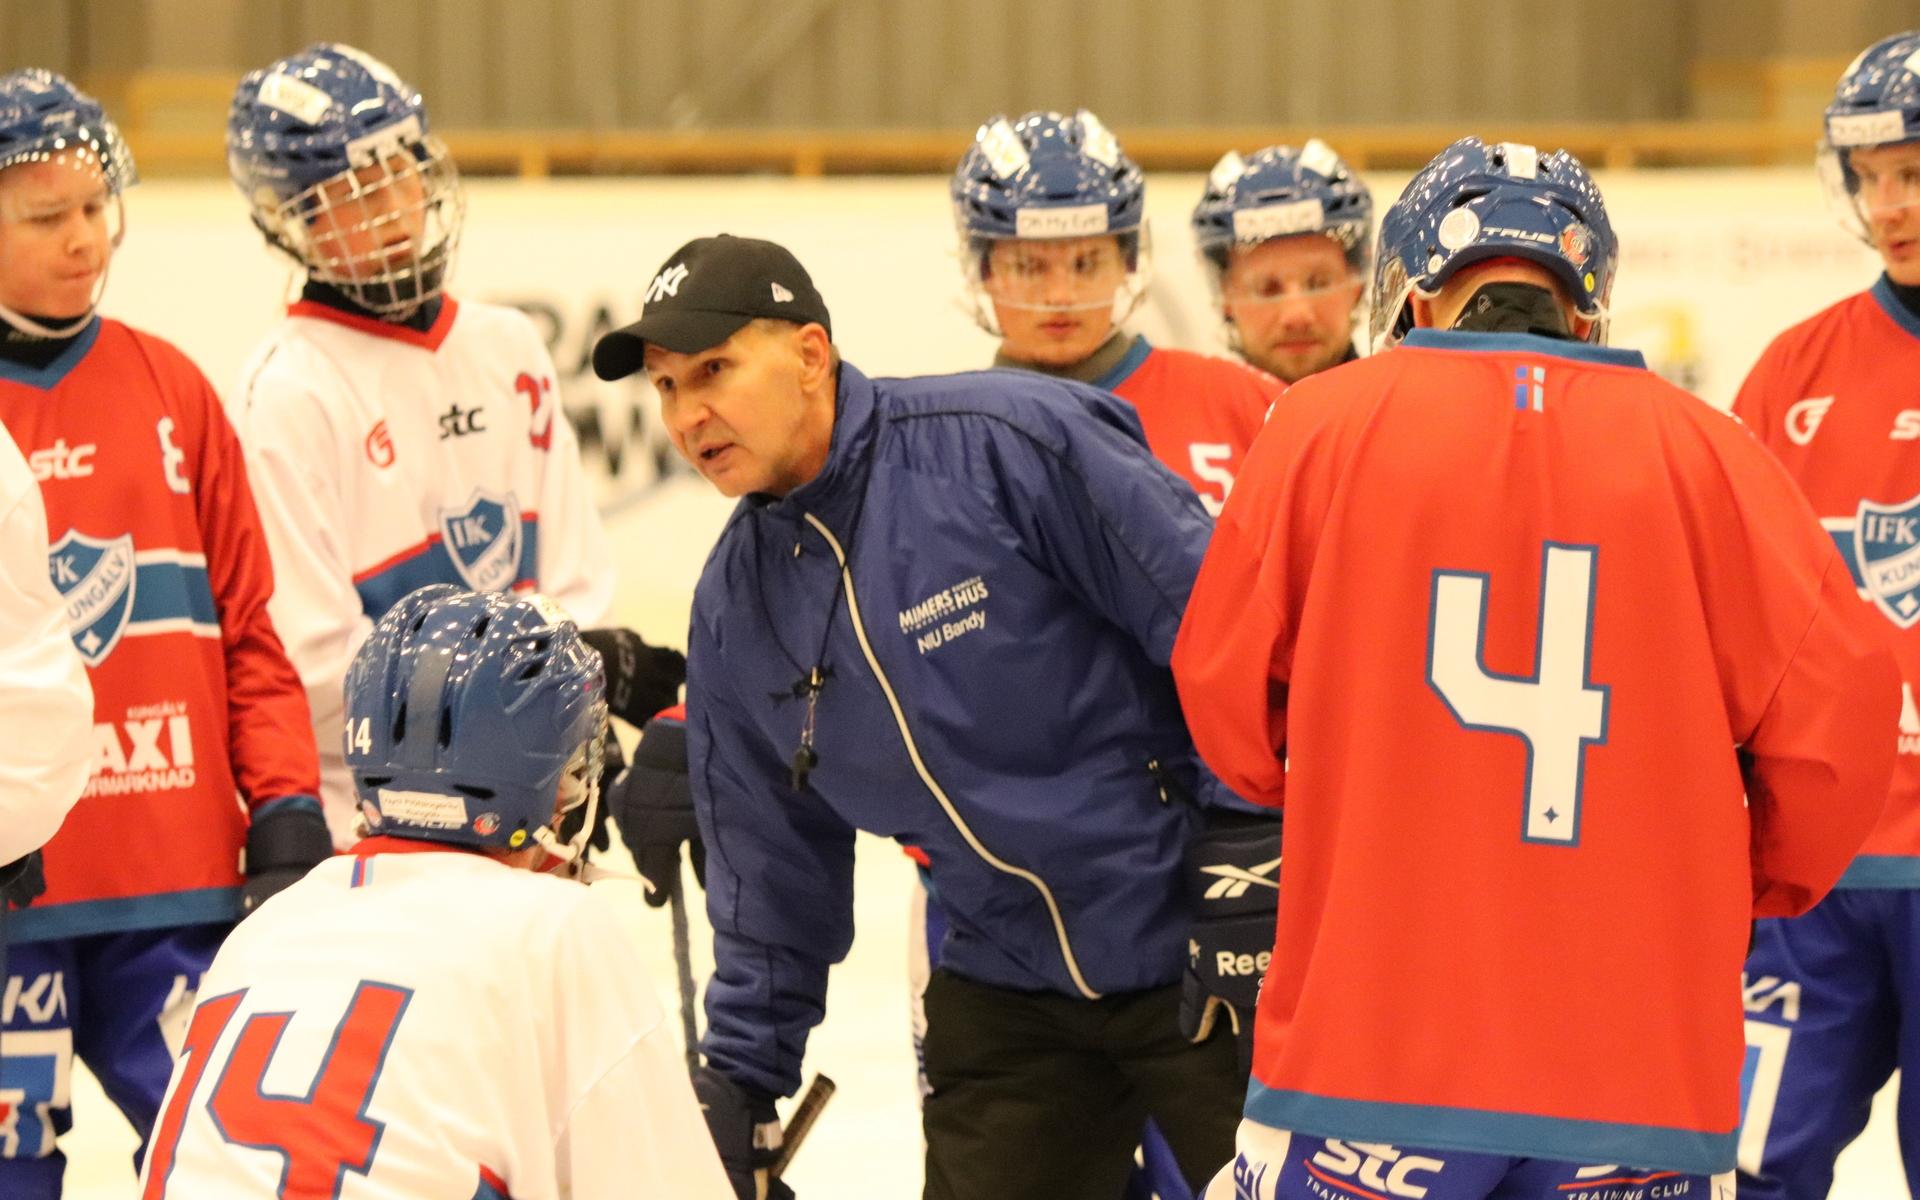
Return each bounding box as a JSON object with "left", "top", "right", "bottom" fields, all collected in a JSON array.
[{"left": 592, "top": 234, "right": 833, "bottom": 381}]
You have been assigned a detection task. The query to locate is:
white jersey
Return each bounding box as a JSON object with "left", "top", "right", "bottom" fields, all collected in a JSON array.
[
  {"left": 230, "top": 298, "right": 614, "bottom": 843},
  {"left": 139, "top": 843, "right": 734, "bottom": 1200},
  {"left": 0, "top": 421, "right": 92, "bottom": 865}
]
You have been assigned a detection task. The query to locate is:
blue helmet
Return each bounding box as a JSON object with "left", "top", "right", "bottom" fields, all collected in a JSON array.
[
  {"left": 1819, "top": 31, "right": 1920, "bottom": 242},
  {"left": 0, "top": 69, "right": 134, "bottom": 193},
  {"left": 227, "top": 43, "right": 464, "bottom": 317},
  {"left": 1371, "top": 137, "right": 1617, "bottom": 349},
  {"left": 1191, "top": 139, "right": 1373, "bottom": 275},
  {"left": 0, "top": 69, "right": 136, "bottom": 336},
  {"left": 950, "top": 109, "right": 1151, "bottom": 330},
  {"left": 343, "top": 585, "right": 607, "bottom": 862}
]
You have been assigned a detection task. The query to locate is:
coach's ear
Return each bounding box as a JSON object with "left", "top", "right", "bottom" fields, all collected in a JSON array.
[{"left": 792, "top": 321, "right": 835, "bottom": 393}]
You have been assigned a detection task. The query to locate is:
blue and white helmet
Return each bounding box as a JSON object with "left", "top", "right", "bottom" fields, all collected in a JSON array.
[
  {"left": 0, "top": 69, "right": 136, "bottom": 336},
  {"left": 1371, "top": 137, "right": 1617, "bottom": 350},
  {"left": 950, "top": 109, "right": 1152, "bottom": 331},
  {"left": 1191, "top": 139, "right": 1373, "bottom": 275},
  {"left": 227, "top": 44, "right": 464, "bottom": 318},
  {"left": 1818, "top": 31, "right": 1920, "bottom": 243},
  {"left": 343, "top": 585, "right": 607, "bottom": 869}
]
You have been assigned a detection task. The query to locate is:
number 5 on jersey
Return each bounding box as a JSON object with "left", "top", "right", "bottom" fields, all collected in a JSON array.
[
  {"left": 1427, "top": 543, "right": 1610, "bottom": 846},
  {"left": 142, "top": 982, "right": 412, "bottom": 1199}
]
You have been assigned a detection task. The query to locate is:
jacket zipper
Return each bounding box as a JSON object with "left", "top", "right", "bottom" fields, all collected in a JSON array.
[{"left": 800, "top": 510, "right": 1101, "bottom": 1000}]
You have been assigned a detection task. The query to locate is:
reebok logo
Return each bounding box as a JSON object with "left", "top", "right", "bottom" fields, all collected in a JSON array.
[
  {"left": 647, "top": 262, "right": 690, "bottom": 303},
  {"left": 771, "top": 281, "right": 795, "bottom": 303},
  {"left": 1199, "top": 857, "right": 1280, "bottom": 900}
]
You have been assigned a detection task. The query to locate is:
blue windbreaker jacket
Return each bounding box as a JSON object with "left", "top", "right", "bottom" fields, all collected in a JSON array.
[{"left": 687, "top": 362, "right": 1224, "bottom": 1099}]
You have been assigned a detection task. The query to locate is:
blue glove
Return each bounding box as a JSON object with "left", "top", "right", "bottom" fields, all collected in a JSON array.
[{"left": 693, "top": 1065, "right": 794, "bottom": 1200}]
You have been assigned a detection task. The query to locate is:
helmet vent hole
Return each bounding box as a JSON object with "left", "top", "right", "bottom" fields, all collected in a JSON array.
[
  {"left": 455, "top": 784, "right": 494, "bottom": 800},
  {"left": 437, "top": 706, "right": 454, "bottom": 748},
  {"left": 391, "top": 702, "right": 408, "bottom": 742},
  {"left": 519, "top": 661, "right": 546, "bottom": 681},
  {"left": 472, "top": 614, "right": 490, "bottom": 639}
]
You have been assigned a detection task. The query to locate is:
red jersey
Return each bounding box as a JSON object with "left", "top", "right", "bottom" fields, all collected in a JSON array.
[
  {"left": 1733, "top": 278, "right": 1920, "bottom": 886},
  {"left": 1171, "top": 329, "right": 1895, "bottom": 1173},
  {"left": 1094, "top": 336, "right": 1280, "bottom": 515},
  {"left": 0, "top": 319, "right": 320, "bottom": 941}
]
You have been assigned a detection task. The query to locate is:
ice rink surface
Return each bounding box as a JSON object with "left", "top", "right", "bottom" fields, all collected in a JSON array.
[{"left": 58, "top": 476, "right": 1916, "bottom": 1196}]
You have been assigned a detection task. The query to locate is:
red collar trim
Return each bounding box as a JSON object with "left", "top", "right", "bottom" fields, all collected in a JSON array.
[
  {"left": 288, "top": 295, "right": 460, "bottom": 351},
  {"left": 351, "top": 834, "right": 490, "bottom": 859}
]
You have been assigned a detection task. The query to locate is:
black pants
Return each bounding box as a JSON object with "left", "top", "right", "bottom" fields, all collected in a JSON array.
[{"left": 922, "top": 968, "right": 1242, "bottom": 1200}]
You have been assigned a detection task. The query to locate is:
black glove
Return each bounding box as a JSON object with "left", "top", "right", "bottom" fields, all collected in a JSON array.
[
  {"left": 580, "top": 627, "right": 687, "bottom": 730},
  {"left": 693, "top": 1065, "right": 793, "bottom": 1200},
  {"left": 608, "top": 708, "right": 706, "bottom": 907},
  {"left": 243, "top": 801, "right": 333, "bottom": 917},
  {"left": 1180, "top": 808, "right": 1282, "bottom": 1068},
  {"left": 0, "top": 851, "right": 45, "bottom": 910}
]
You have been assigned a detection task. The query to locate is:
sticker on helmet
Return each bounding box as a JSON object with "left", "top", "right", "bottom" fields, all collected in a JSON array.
[
  {"left": 1828, "top": 109, "right": 1906, "bottom": 146},
  {"left": 1077, "top": 110, "right": 1120, "bottom": 168},
  {"left": 1559, "top": 223, "right": 1591, "bottom": 267},
  {"left": 1015, "top": 203, "right": 1108, "bottom": 238},
  {"left": 257, "top": 72, "right": 336, "bottom": 126},
  {"left": 1437, "top": 207, "right": 1481, "bottom": 251},
  {"left": 977, "top": 118, "right": 1030, "bottom": 181},
  {"left": 377, "top": 788, "right": 468, "bottom": 831},
  {"left": 1209, "top": 150, "right": 1248, "bottom": 193},
  {"left": 1299, "top": 138, "right": 1341, "bottom": 179},
  {"left": 1233, "top": 199, "right": 1326, "bottom": 241}
]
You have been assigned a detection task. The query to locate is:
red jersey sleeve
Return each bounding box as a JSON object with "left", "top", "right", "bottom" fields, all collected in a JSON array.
[
  {"left": 176, "top": 353, "right": 321, "bottom": 814},
  {"left": 1685, "top": 406, "right": 1896, "bottom": 915},
  {"left": 1172, "top": 382, "right": 1335, "bottom": 807}
]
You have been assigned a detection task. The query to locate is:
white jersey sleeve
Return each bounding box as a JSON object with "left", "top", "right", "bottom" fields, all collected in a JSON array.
[
  {"left": 532, "top": 376, "right": 613, "bottom": 629},
  {"left": 0, "top": 425, "right": 92, "bottom": 864},
  {"left": 230, "top": 348, "right": 368, "bottom": 833}
]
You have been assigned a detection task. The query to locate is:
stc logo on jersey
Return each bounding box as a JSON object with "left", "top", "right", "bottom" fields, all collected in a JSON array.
[
  {"left": 47, "top": 529, "right": 136, "bottom": 666},
  {"left": 1307, "top": 1140, "right": 1445, "bottom": 1198},
  {"left": 26, "top": 438, "right": 95, "bottom": 481},
  {"left": 438, "top": 489, "right": 523, "bottom": 593}
]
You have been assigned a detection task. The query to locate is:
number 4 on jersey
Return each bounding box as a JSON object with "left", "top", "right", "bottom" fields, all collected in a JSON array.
[
  {"left": 143, "top": 982, "right": 412, "bottom": 1199},
  {"left": 1427, "top": 543, "right": 1610, "bottom": 846}
]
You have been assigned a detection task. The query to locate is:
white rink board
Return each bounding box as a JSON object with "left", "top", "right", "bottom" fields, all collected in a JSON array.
[{"left": 63, "top": 170, "right": 1904, "bottom": 1196}]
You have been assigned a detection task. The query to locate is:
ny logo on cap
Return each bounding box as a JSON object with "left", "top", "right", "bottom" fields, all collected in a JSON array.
[
  {"left": 771, "top": 281, "right": 795, "bottom": 303},
  {"left": 647, "top": 262, "right": 690, "bottom": 303}
]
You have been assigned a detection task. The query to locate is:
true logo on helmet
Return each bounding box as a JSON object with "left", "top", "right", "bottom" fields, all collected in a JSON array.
[
  {"left": 472, "top": 813, "right": 500, "bottom": 837},
  {"left": 46, "top": 530, "right": 136, "bottom": 666},
  {"left": 1855, "top": 491, "right": 1920, "bottom": 628},
  {"left": 438, "top": 490, "right": 523, "bottom": 593}
]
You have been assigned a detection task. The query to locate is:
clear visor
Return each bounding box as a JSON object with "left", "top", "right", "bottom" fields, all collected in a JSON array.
[
  {"left": 261, "top": 136, "right": 465, "bottom": 318},
  {"left": 1819, "top": 140, "right": 1920, "bottom": 244},
  {"left": 958, "top": 227, "right": 1153, "bottom": 334}
]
